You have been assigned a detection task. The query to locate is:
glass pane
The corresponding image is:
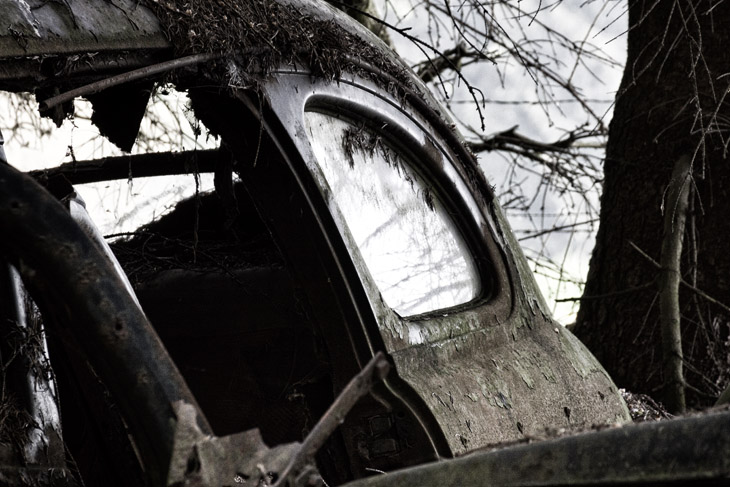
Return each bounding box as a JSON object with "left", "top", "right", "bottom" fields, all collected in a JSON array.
[{"left": 304, "top": 111, "right": 479, "bottom": 316}]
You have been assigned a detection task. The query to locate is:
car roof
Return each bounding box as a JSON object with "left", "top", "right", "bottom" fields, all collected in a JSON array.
[
  {"left": 0, "top": 0, "right": 168, "bottom": 57},
  {"left": 0, "top": 0, "right": 169, "bottom": 90},
  {"left": 0, "top": 0, "right": 418, "bottom": 96}
]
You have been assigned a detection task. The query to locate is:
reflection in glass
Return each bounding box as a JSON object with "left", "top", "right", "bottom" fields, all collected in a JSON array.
[{"left": 304, "top": 111, "right": 479, "bottom": 316}]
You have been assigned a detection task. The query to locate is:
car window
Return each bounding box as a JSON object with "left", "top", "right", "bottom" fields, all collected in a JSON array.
[{"left": 304, "top": 111, "right": 479, "bottom": 316}]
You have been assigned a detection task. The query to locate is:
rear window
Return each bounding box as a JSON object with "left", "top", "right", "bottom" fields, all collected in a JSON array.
[{"left": 304, "top": 111, "right": 479, "bottom": 316}]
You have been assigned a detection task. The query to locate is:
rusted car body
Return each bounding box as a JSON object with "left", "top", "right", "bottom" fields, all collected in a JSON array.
[{"left": 0, "top": 0, "right": 728, "bottom": 486}]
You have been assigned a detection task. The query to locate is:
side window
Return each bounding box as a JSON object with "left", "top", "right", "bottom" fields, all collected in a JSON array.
[{"left": 304, "top": 111, "right": 479, "bottom": 316}]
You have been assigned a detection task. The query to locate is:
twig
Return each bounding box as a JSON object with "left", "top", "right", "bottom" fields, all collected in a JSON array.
[
  {"left": 39, "top": 53, "right": 220, "bottom": 111},
  {"left": 324, "top": 0, "right": 486, "bottom": 130},
  {"left": 517, "top": 218, "right": 599, "bottom": 241},
  {"left": 469, "top": 125, "right": 590, "bottom": 154}
]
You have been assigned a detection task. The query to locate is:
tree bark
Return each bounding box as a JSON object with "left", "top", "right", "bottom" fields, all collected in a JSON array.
[{"left": 573, "top": 0, "right": 730, "bottom": 408}]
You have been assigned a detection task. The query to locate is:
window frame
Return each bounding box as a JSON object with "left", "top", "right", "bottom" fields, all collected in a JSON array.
[
  {"left": 302, "top": 108, "right": 481, "bottom": 317},
  {"left": 260, "top": 68, "right": 512, "bottom": 352}
]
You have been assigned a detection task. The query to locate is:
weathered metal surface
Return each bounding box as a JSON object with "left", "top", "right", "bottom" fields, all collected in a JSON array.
[
  {"left": 257, "top": 69, "right": 630, "bottom": 460},
  {"left": 0, "top": 162, "right": 210, "bottom": 484},
  {"left": 342, "top": 408, "right": 730, "bottom": 486},
  {"left": 384, "top": 173, "right": 630, "bottom": 453},
  {"left": 275, "top": 353, "right": 391, "bottom": 487},
  {"left": 0, "top": 0, "right": 168, "bottom": 58},
  {"left": 167, "top": 401, "right": 301, "bottom": 487},
  {"left": 385, "top": 200, "right": 629, "bottom": 455},
  {"left": 389, "top": 313, "right": 629, "bottom": 456}
]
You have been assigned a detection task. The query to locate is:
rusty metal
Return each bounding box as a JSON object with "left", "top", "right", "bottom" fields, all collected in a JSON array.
[
  {"left": 39, "top": 53, "right": 219, "bottom": 112},
  {"left": 275, "top": 352, "right": 391, "bottom": 487},
  {"left": 0, "top": 162, "right": 211, "bottom": 484},
  {"left": 28, "top": 149, "right": 220, "bottom": 185}
]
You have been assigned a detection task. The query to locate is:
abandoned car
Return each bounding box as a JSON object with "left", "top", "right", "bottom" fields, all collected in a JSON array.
[{"left": 0, "top": 0, "right": 729, "bottom": 486}]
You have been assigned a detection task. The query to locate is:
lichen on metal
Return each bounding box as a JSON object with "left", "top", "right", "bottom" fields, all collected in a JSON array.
[{"left": 389, "top": 280, "right": 630, "bottom": 451}]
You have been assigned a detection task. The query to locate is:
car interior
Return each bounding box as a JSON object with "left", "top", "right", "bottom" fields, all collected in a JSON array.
[{"left": 30, "top": 82, "right": 451, "bottom": 485}]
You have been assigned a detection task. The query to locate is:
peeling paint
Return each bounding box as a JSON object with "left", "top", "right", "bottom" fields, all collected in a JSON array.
[
  {"left": 407, "top": 324, "right": 425, "bottom": 345},
  {"left": 496, "top": 392, "right": 512, "bottom": 410},
  {"left": 432, "top": 392, "right": 453, "bottom": 411},
  {"left": 475, "top": 375, "right": 511, "bottom": 409},
  {"left": 540, "top": 362, "right": 557, "bottom": 383},
  {"left": 510, "top": 349, "right": 535, "bottom": 389},
  {"left": 557, "top": 325, "right": 604, "bottom": 379},
  {"left": 6, "top": 0, "right": 41, "bottom": 38}
]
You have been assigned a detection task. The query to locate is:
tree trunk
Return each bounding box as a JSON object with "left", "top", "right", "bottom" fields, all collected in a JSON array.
[{"left": 573, "top": 0, "right": 730, "bottom": 408}]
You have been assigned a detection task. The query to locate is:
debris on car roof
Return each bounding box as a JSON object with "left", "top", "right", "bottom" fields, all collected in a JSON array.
[{"left": 141, "top": 0, "right": 409, "bottom": 83}]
